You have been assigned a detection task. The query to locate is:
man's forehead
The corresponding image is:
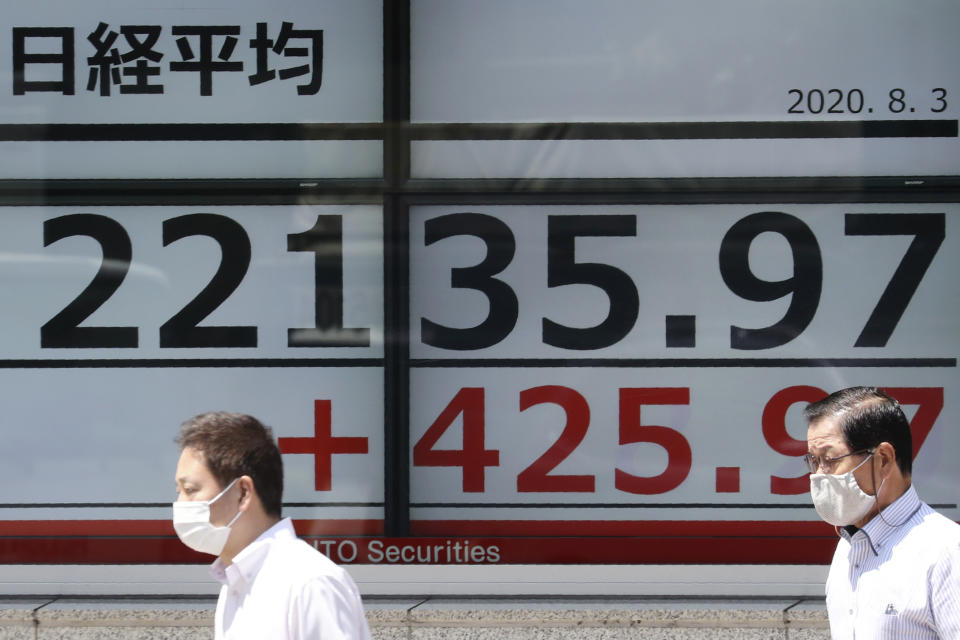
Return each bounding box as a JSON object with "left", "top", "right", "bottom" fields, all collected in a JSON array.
[
  {"left": 175, "top": 447, "right": 213, "bottom": 481},
  {"left": 807, "top": 416, "right": 845, "bottom": 445}
]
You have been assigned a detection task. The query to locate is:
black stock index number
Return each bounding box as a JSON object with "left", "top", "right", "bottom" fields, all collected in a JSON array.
[
  {"left": 160, "top": 213, "right": 256, "bottom": 348},
  {"left": 845, "top": 213, "right": 945, "bottom": 347},
  {"left": 420, "top": 211, "right": 945, "bottom": 352},
  {"left": 544, "top": 215, "right": 639, "bottom": 350},
  {"left": 420, "top": 213, "right": 519, "bottom": 351},
  {"left": 421, "top": 213, "right": 640, "bottom": 352},
  {"left": 719, "top": 212, "right": 945, "bottom": 349},
  {"left": 718, "top": 212, "right": 822, "bottom": 350},
  {"left": 287, "top": 216, "right": 370, "bottom": 347},
  {"left": 42, "top": 214, "right": 138, "bottom": 348},
  {"left": 40, "top": 213, "right": 369, "bottom": 349}
]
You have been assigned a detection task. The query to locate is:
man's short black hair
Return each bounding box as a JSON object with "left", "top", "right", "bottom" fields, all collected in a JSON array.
[
  {"left": 804, "top": 386, "right": 912, "bottom": 475},
  {"left": 177, "top": 412, "right": 284, "bottom": 517}
]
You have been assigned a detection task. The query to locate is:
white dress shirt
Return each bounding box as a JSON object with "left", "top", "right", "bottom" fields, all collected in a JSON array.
[
  {"left": 210, "top": 518, "right": 371, "bottom": 640},
  {"left": 825, "top": 484, "right": 960, "bottom": 639}
]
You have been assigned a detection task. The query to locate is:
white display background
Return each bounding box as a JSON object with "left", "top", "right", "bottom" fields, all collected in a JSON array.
[
  {"left": 0, "top": 366, "right": 384, "bottom": 520},
  {"left": 413, "top": 0, "right": 956, "bottom": 124},
  {"left": 0, "top": 140, "right": 383, "bottom": 180},
  {"left": 411, "top": 0, "right": 958, "bottom": 178},
  {"left": 410, "top": 138, "right": 959, "bottom": 179}
]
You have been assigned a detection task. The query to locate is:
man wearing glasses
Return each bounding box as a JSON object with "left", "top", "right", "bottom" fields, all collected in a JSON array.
[{"left": 804, "top": 386, "right": 960, "bottom": 639}]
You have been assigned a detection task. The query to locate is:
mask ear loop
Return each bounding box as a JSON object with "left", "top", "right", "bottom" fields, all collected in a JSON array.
[
  {"left": 224, "top": 506, "right": 243, "bottom": 529},
  {"left": 220, "top": 478, "right": 244, "bottom": 529},
  {"left": 871, "top": 458, "right": 891, "bottom": 525},
  {"left": 209, "top": 478, "right": 240, "bottom": 505},
  {"left": 871, "top": 451, "right": 915, "bottom": 529}
]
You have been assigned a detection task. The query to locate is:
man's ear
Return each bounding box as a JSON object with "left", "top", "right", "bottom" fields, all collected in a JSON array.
[
  {"left": 237, "top": 475, "right": 256, "bottom": 511},
  {"left": 875, "top": 442, "right": 898, "bottom": 477}
]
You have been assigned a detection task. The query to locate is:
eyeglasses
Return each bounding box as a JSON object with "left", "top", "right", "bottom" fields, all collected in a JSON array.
[{"left": 803, "top": 449, "right": 873, "bottom": 474}]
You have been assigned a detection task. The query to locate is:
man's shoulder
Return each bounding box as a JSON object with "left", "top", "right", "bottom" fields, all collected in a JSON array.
[
  {"left": 899, "top": 504, "right": 960, "bottom": 559},
  {"left": 262, "top": 535, "right": 354, "bottom": 584},
  {"left": 260, "top": 537, "right": 365, "bottom": 616},
  {"left": 917, "top": 505, "right": 960, "bottom": 535}
]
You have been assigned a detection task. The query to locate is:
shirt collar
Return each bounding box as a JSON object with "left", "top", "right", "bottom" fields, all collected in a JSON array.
[
  {"left": 209, "top": 518, "right": 296, "bottom": 587},
  {"left": 840, "top": 484, "right": 921, "bottom": 554}
]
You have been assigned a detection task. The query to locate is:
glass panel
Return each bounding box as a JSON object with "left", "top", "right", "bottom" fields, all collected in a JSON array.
[
  {"left": 0, "top": 203, "right": 385, "bottom": 563},
  {"left": 1, "top": 0, "right": 383, "bottom": 179},
  {"left": 403, "top": 202, "right": 959, "bottom": 564},
  {"left": 411, "top": 0, "right": 960, "bottom": 178}
]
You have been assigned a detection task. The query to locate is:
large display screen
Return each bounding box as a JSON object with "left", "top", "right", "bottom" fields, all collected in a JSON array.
[{"left": 0, "top": 0, "right": 957, "bottom": 572}]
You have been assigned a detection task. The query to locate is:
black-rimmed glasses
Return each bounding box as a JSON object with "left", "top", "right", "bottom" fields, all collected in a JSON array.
[{"left": 803, "top": 449, "right": 873, "bottom": 474}]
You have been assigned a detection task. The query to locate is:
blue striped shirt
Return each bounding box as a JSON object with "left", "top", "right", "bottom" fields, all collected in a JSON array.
[{"left": 825, "top": 484, "right": 960, "bottom": 639}]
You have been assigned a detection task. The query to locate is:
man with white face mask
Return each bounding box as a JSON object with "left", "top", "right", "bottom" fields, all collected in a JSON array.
[
  {"left": 174, "top": 412, "right": 371, "bottom": 640},
  {"left": 804, "top": 387, "right": 960, "bottom": 639}
]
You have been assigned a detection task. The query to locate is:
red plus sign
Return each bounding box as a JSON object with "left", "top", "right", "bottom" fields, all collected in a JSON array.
[{"left": 278, "top": 400, "right": 368, "bottom": 491}]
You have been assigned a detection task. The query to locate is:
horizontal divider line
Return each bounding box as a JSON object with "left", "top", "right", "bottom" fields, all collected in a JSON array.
[
  {"left": 411, "top": 358, "right": 956, "bottom": 368},
  {"left": 2, "top": 358, "right": 952, "bottom": 369},
  {"left": 3, "top": 119, "right": 954, "bottom": 142},
  {"left": 408, "top": 119, "right": 959, "bottom": 140},
  {"left": 410, "top": 502, "right": 957, "bottom": 510},
  {"left": 284, "top": 503, "right": 384, "bottom": 508},
  {"left": 0, "top": 502, "right": 383, "bottom": 509},
  {"left": 413, "top": 502, "right": 956, "bottom": 510},
  {"left": 411, "top": 503, "right": 816, "bottom": 509},
  {"left": 0, "top": 503, "right": 168, "bottom": 509},
  {"left": 0, "top": 122, "right": 385, "bottom": 141},
  {"left": 412, "top": 503, "right": 956, "bottom": 510},
  {"left": 400, "top": 175, "right": 960, "bottom": 194},
  {"left": 0, "top": 358, "right": 384, "bottom": 369}
]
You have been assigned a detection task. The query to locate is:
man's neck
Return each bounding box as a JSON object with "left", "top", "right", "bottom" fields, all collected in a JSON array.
[
  {"left": 855, "top": 477, "right": 911, "bottom": 530},
  {"left": 219, "top": 514, "right": 283, "bottom": 566}
]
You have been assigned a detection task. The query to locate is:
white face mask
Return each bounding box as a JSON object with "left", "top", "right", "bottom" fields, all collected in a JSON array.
[
  {"left": 173, "top": 478, "right": 242, "bottom": 556},
  {"left": 809, "top": 453, "right": 881, "bottom": 527}
]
